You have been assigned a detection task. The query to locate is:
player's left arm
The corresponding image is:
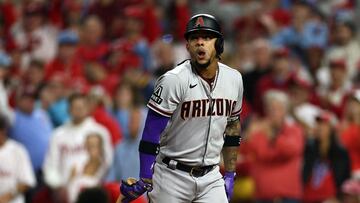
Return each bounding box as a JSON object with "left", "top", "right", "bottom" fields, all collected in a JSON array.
[
  {"left": 222, "top": 71, "right": 243, "bottom": 201},
  {"left": 222, "top": 117, "right": 241, "bottom": 201},
  {"left": 222, "top": 118, "right": 241, "bottom": 172}
]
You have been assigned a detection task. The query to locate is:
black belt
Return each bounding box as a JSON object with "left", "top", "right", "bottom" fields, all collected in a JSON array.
[{"left": 162, "top": 157, "right": 215, "bottom": 177}]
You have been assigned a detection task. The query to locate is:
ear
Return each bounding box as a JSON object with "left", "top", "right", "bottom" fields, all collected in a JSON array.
[{"left": 186, "top": 42, "right": 189, "bottom": 51}]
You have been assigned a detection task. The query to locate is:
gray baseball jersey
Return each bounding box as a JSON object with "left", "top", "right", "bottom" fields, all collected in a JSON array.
[{"left": 148, "top": 60, "right": 243, "bottom": 166}]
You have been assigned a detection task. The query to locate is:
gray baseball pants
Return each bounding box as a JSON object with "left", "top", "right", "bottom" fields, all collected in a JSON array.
[{"left": 148, "top": 162, "right": 228, "bottom": 203}]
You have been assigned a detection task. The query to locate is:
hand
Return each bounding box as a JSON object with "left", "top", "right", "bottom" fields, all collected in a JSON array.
[
  {"left": 0, "top": 192, "right": 13, "bottom": 203},
  {"left": 224, "top": 171, "right": 236, "bottom": 202},
  {"left": 120, "top": 178, "right": 152, "bottom": 203}
]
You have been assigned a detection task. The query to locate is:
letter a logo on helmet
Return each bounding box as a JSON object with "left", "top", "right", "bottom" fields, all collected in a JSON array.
[
  {"left": 184, "top": 14, "right": 223, "bottom": 39},
  {"left": 194, "top": 17, "right": 204, "bottom": 28},
  {"left": 184, "top": 14, "right": 224, "bottom": 57}
]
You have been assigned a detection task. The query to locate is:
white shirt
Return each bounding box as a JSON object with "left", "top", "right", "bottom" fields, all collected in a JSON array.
[
  {"left": 11, "top": 23, "right": 57, "bottom": 69},
  {"left": 0, "top": 139, "right": 36, "bottom": 203},
  {"left": 0, "top": 81, "right": 14, "bottom": 124},
  {"left": 66, "top": 158, "right": 106, "bottom": 203},
  {"left": 43, "top": 117, "right": 113, "bottom": 188}
]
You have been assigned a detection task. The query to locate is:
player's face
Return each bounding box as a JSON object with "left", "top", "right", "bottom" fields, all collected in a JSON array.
[{"left": 186, "top": 31, "right": 217, "bottom": 66}]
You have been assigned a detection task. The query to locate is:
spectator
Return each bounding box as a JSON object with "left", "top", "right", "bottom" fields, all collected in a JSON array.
[
  {"left": 112, "top": 81, "right": 144, "bottom": 138},
  {"left": 270, "top": 1, "right": 328, "bottom": 61},
  {"left": 317, "top": 59, "right": 352, "bottom": 119},
  {"left": 151, "top": 38, "right": 176, "bottom": 78},
  {"left": 141, "top": 0, "right": 163, "bottom": 44},
  {"left": 77, "top": 15, "right": 109, "bottom": 63},
  {"left": 106, "top": 106, "right": 146, "bottom": 182},
  {"left": 340, "top": 90, "right": 360, "bottom": 179},
  {"left": 289, "top": 69, "right": 320, "bottom": 137},
  {"left": 46, "top": 76, "right": 71, "bottom": 127},
  {"left": 83, "top": 62, "right": 119, "bottom": 95},
  {"left": 88, "top": 0, "right": 122, "bottom": 40},
  {"left": 67, "top": 133, "right": 108, "bottom": 203},
  {"left": 22, "top": 60, "right": 46, "bottom": 92},
  {"left": 45, "top": 30, "right": 84, "bottom": 87},
  {"left": 43, "top": 93, "right": 113, "bottom": 203},
  {"left": 9, "top": 86, "right": 53, "bottom": 201},
  {"left": 254, "top": 47, "right": 293, "bottom": 116},
  {"left": 0, "top": 51, "right": 14, "bottom": 122},
  {"left": 11, "top": 1, "right": 57, "bottom": 69},
  {"left": 242, "top": 38, "right": 272, "bottom": 106},
  {"left": 302, "top": 110, "right": 350, "bottom": 203},
  {"left": 165, "top": 0, "right": 190, "bottom": 41},
  {"left": 325, "top": 20, "right": 360, "bottom": 82},
  {"left": 109, "top": 5, "right": 152, "bottom": 73},
  {"left": 87, "top": 86, "right": 123, "bottom": 146},
  {"left": 244, "top": 90, "right": 304, "bottom": 203},
  {"left": 0, "top": 114, "right": 36, "bottom": 203},
  {"left": 0, "top": 1, "right": 17, "bottom": 50}
]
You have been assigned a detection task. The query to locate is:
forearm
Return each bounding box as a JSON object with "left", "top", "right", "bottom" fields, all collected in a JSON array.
[
  {"left": 139, "top": 109, "right": 169, "bottom": 180},
  {"left": 222, "top": 119, "right": 241, "bottom": 172},
  {"left": 222, "top": 146, "right": 238, "bottom": 172}
]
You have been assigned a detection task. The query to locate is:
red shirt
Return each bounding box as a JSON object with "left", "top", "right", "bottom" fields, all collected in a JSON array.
[
  {"left": 254, "top": 74, "right": 292, "bottom": 115},
  {"left": 341, "top": 124, "right": 360, "bottom": 172},
  {"left": 92, "top": 106, "right": 123, "bottom": 146},
  {"left": 247, "top": 121, "right": 304, "bottom": 199},
  {"left": 174, "top": 2, "right": 190, "bottom": 41},
  {"left": 142, "top": 5, "right": 162, "bottom": 44},
  {"left": 303, "top": 161, "right": 337, "bottom": 203},
  {"left": 45, "top": 57, "right": 84, "bottom": 81},
  {"left": 77, "top": 42, "right": 109, "bottom": 62}
]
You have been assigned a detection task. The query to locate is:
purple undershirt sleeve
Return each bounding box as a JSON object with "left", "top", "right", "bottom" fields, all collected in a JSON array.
[{"left": 139, "top": 109, "right": 169, "bottom": 179}]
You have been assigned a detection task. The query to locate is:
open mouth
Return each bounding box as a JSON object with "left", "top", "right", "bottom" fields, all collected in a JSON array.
[{"left": 197, "top": 50, "right": 206, "bottom": 58}]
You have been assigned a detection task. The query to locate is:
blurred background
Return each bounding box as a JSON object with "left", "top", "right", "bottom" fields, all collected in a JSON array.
[{"left": 0, "top": 0, "right": 360, "bottom": 203}]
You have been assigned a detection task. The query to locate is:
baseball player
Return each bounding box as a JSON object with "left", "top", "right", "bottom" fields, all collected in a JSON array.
[{"left": 119, "top": 13, "right": 243, "bottom": 203}]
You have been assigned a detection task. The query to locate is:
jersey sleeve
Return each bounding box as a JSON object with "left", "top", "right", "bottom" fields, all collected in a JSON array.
[
  {"left": 16, "top": 143, "right": 36, "bottom": 187},
  {"left": 43, "top": 133, "right": 63, "bottom": 188},
  {"left": 229, "top": 73, "right": 244, "bottom": 120},
  {"left": 147, "top": 73, "right": 182, "bottom": 117}
]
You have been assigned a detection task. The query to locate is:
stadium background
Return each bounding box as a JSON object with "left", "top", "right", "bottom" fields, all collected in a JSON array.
[{"left": 0, "top": 0, "right": 360, "bottom": 203}]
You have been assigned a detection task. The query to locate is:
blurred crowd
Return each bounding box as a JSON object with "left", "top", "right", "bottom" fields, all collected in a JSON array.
[{"left": 0, "top": 0, "right": 360, "bottom": 203}]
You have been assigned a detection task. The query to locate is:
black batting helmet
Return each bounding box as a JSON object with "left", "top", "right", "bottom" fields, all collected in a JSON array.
[{"left": 184, "top": 14, "right": 224, "bottom": 57}]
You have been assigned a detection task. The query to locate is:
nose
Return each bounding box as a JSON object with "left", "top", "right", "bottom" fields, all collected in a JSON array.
[{"left": 194, "top": 37, "right": 205, "bottom": 45}]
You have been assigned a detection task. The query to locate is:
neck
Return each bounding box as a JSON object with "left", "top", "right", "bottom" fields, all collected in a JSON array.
[
  {"left": 72, "top": 118, "right": 86, "bottom": 125},
  {"left": 192, "top": 59, "right": 218, "bottom": 79},
  {"left": 0, "top": 136, "right": 6, "bottom": 147}
]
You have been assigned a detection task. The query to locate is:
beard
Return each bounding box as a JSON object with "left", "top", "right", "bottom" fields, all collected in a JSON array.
[{"left": 193, "top": 59, "right": 211, "bottom": 69}]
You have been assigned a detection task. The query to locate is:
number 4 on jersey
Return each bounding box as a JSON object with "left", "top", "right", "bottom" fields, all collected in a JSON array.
[{"left": 151, "top": 86, "right": 164, "bottom": 104}]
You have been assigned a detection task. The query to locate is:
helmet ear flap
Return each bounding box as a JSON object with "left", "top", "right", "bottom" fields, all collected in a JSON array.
[{"left": 215, "top": 37, "right": 224, "bottom": 58}]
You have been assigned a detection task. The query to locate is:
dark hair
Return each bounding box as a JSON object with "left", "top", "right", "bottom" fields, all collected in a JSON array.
[
  {"left": 340, "top": 20, "right": 356, "bottom": 35},
  {"left": 68, "top": 92, "right": 87, "bottom": 106},
  {"left": 29, "top": 60, "right": 44, "bottom": 70},
  {"left": 75, "top": 187, "right": 109, "bottom": 203},
  {"left": 0, "top": 114, "right": 9, "bottom": 131}
]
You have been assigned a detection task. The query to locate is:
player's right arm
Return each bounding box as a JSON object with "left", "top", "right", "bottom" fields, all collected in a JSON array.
[
  {"left": 138, "top": 109, "right": 170, "bottom": 183},
  {"left": 120, "top": 73, "right": 182, "bottom": 202},
  {"left": 120, "top": 109, "right": 169, "bottom": 202}
]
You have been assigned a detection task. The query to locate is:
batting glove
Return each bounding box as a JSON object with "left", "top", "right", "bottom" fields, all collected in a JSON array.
[
  {"left": 120, "top": 178, "right": 152, "bottom": 203},
  {"left": 224, "top": 171, "right": 236, "bottom": 202}
]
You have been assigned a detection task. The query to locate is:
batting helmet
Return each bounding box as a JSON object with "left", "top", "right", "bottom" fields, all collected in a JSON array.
[{"left": 184, "top": 14, "right": 224, "bottom": 57}]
